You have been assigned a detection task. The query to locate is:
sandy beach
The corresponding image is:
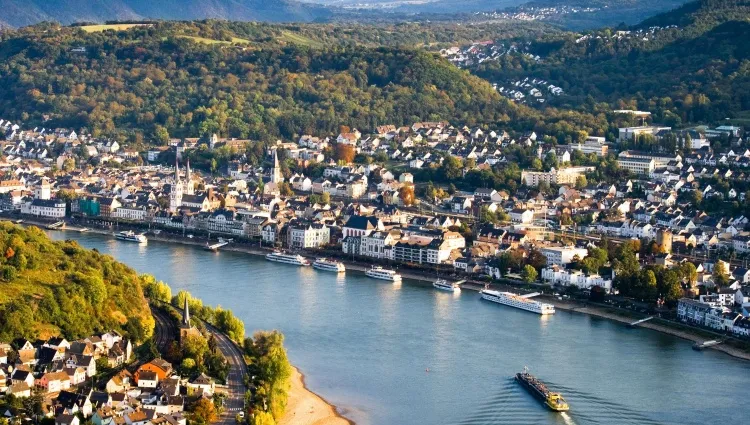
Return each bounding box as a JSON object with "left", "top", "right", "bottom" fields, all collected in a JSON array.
[{"left": 278, "top": 367, "right": 353, "bottom": 425}]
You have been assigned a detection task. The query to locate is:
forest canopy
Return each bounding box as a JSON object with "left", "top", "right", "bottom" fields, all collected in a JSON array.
[{"left": 0, "top": 223, "right": 154, "bottom": 343}]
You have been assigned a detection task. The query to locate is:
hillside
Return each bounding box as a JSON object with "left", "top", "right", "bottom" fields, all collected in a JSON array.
[
  {"left": 471, "top": 0, "right": 750, "bottom": 126},
  {"left": 0, "top": 223, "right": 154, "bottom": 343},
  {"left": 0, "top": 21, "right": 532, "bottom": 141},
  {"left": 0, "top": 0, "right": 332, "bottom": 28}
]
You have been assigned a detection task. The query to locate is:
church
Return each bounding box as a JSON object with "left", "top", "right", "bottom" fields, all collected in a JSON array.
[
  {"left": 179, "top": 296, "right": 201, "bottom": 342},
  {"left": 169, "top": 157, "right": 195, "bottom": 212}
]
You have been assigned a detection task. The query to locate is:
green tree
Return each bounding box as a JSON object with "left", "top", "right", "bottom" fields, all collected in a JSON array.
[
  {"left": 154, "top": 125, "right": 170, "bottom": 145},
  {"left": 521, "top": 265, "right": 538, "bottom": 283},
  {"left": 712, "top": 261, "right": 729, "bottom": 288}
]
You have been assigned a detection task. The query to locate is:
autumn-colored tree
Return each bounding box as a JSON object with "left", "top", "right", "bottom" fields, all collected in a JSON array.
[
  {"left": 399, "top": 185, "right": 415, "bottom": 206},
  {"left": 189, "top": 398, "right": 217, "bottom": 424},
  {"left": 335, "top": 144, "right": 355, "bottom": 164}
]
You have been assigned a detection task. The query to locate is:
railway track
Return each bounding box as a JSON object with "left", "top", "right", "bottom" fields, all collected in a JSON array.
[{"left": 150, "top": 305, "right": 177, "bottom": 353}]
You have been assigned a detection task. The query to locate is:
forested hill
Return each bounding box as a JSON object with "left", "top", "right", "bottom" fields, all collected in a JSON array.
[
  {"left": 0, "top": 22, "right": 530, "bottom": 141},
  {"left": 0, "top": 0, "right": 332, "bottom": 28},
  {"left": 473, "top": 0, "right": 750, "bottom": 126},
  {"left": 637, "top": 0, "right": 750, "bottom": 30},
  {"left": 0, "top": 223, "right": 155, "bottom": 343}
]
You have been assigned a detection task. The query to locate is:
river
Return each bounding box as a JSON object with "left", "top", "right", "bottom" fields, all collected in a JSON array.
[{"left": 47, "top": 231, "right": 750, "bottom": 425}]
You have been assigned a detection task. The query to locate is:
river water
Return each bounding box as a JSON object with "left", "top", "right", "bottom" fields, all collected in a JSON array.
[{"left": 48, "top": 231, "right": 750, "bottom": 424}]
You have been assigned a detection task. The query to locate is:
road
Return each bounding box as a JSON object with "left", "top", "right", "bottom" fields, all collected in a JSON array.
[
  {"left": 150, "top": 305, "right": 177, "bottom": 353},
  {"left": 205, "top": 323, "right": 247, "bottom": 424}
]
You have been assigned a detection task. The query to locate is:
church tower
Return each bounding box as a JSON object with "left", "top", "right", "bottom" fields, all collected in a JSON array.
[
  {"left": 170, "top": 157, "right": 183, "bottom": 212},
  {"left": 179, "top": 295, "right": 199, "bottom": 342},
  {"left": 185, "top": 158, "right": 195, "bottom": 195},
  {"left": 182, "top": 296, "right": 190, "bottom": 327},
  {"left": 270, "top": 149, "right": 283, "bottom": 184}
]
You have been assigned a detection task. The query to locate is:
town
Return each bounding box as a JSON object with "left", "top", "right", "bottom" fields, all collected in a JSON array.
[
  {"left": 0, "top": 294, "right": 243, "bottom": 425},
  {"left": 0, "top": 114, "right": 749, "bottom": 350}
]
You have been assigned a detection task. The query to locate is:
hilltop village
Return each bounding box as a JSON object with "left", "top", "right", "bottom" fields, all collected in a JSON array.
[{"left": 1, "top": 116, "right": 750, "bottom": 342}]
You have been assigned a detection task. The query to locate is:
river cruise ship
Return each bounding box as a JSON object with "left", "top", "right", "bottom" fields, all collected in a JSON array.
[
  {"left": 115, "top": 230, "right": 147, "bottom": 243},
  {"left": 433, "top": 279, "right": 461, "bottom": 292},
  {"left": 365, "top": 266, "right": 402, "bottom": 282},
  {"left": 265, "top": 251, "right": 310, "bottom": 266},
  {"left": 516, "top": 367, "right": 569, "bottom": 412},
  {"left": 313, "top": 258, "right": 346, "bottom": 273},
  {"left": 480, "top": 290, "right": 555, "bottom": 315}
]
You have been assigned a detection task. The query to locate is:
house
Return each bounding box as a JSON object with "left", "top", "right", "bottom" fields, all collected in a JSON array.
[
  {"left": 105, "top": 370, "right": 133, "bottom": 393},
  {"left": 136, "top": 370, "right": 158, "bottom": 388},
  {"left": 186, "top": 373, "right": 215, "bottom": 396},
  {"left": 677, "top": 298, "right": 713, "bottom": 325},
  {"left": 509, "top": 209, "right": 534, "bottom": 224},
  {"left": 342, "top": 215, "right": 383, "bottom": 238},
  {"left": 38, "top": 371, "right": 72, "bottom": 393},
  {"left": 451, "top": 196, "right": 472, "bottom": 214},
  {"left": 134, "top": 358, "right": 172, "bottom": 384},
  {"left": 55, "top": 414, "right": 80, "bottom": 425}
]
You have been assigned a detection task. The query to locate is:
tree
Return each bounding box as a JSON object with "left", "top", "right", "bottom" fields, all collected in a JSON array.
[
  {"left": 439, "top": 156, "right": 463, "bottom": 181},
  {"left": 320, "top": 192, "right": 330, "bottom": 205},
  {"left": 521, "top": 265, "right": 538, "bottom": 283},
  {"left": 713, "top": 261, "right": 729, "bottom": 288},
  {"left": 189, "top": 398, "right": 217, "bottom": 424},
  {"left": 250, "top": 411, "right": 276, "bottom": 425},
  {"left": 182, "top": 334, "right": 209, "bottom": 364},
  {"left": 278, "top": 182, "right": 294, "bottom": 197},
  {"left": 154, "top": 125, "right": 170, "bottom": 145},
  {"left": 575, "top": 175, "right": 588, "bottom": 189},
  {"left": 334, "top": 144, "right": 355, "bottom": 164},
  {"left": 398, "top": 185, "right": 415, "bottom": 206},
  {"left": 62, "top": 158, "right": 76, "bottom": 172}
]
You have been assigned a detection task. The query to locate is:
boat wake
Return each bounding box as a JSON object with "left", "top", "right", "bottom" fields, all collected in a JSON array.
[{"left": 450, "top": 379, "right": 664, "bottom": 425}]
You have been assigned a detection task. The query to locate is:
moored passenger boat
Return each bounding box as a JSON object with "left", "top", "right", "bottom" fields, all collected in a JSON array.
[
  {"left": 433, "top": 279, "right": 461, "bottom": 292},
  {"left": 365, "top": 266, "right": 402, "bottom": 282},
  {"left": 313, "top": 258, "right": 346, "bottom": 273},
  {"left": 115, "top": 230, "right": 147, "bottom": 243},
  {"left": 265, "top": 251, "right": 310, "bottom": 266},
  {"left": 480, "top": 290, "right": 555, "bottom": 315}
]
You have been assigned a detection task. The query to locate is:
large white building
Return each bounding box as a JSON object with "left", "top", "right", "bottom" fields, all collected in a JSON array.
[
  {"left": 22, "top": 199, "right": 66, "bottom": 218},
  {"left": 541, "top": 266, "right": 612, "bottom": 292},
  {"left": 540, "top": 246, "right": 589, "bottom": 266},
  {"left": 521, "top": 166, "right": 595, "bottom": 186},
  {"left": 287, "top": 222, "right": 330, "bottom": 249},
  {"left": 617, "top": 126, "right": 671, "bottom": 143},
  {"left": 616, "top": 157, "right": 655, "bottom": 175}
]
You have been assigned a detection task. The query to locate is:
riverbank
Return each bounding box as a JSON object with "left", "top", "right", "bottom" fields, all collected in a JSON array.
[
  {"left": 544, "top": 296, "right": 750, "bottom": 361},
  {"left": 18, "top": 216, "right": 750, "bottom": 362},
  {"left": 279, "top": 367, "right": 353, "bottom": 425}
]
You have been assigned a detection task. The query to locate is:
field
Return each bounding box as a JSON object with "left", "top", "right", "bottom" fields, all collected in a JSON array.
[
  {"left": 277, "top": 30, "right": 324, "bottom": 48},
  {"left": 177, "top": 35, "right": 251, "bottom": 45},
  {"left": 79, "top": 24, "right": 150, "bottom": 33}
]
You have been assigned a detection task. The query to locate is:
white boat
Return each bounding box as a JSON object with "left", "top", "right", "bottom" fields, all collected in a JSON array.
[
  {"left": 115, "top": 230, "right": 147, "bottom": 243},
  {"left": 313, "top": 258, "right": 346, "bottom": 273},
  {"left": 433, "top": 279, "right": 461, "bottom": 292},
  {"left": 265, "top": 251, "right": 310, "bottom": 266},
  {"left": 366, "top": 266, "right": 402, "bottom": 282},
  {"left": 480, "top": 290, "right": 555, "bottom": 315}
]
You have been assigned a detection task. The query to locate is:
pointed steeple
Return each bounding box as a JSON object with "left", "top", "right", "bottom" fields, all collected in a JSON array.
[
  {"left": 273, "top": 149, "right": 280, "bottom": 169},
  {"left": 175, "top": 155, "right": 180, "bottom": 182},
  {"left": 183, "top": 296, "right": 190, "bottom": 327},
  {"left": 186, "top": 158, "right": 192, "bottom": 182}
]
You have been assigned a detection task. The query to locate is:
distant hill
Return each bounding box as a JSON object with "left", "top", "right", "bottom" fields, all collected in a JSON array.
[
  {"left": 0, "top": 0, "right": 332, "bottom": 28},
  {"left": 0, "top": 223, "right": 155, "bottom": 342}
]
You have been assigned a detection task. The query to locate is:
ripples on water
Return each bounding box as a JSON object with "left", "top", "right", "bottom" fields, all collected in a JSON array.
[{"left": 454, "top": 379, "right": 666, "bottom": 425}]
